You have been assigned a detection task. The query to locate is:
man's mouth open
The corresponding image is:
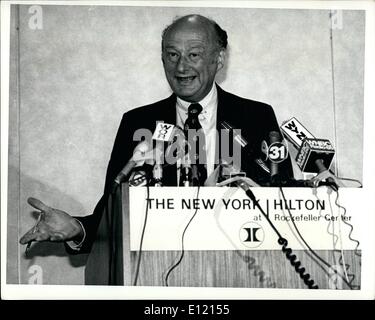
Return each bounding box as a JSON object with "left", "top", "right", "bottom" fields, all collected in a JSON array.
[{"left": 175, "top": 76, "right": 197, "bottom": 85}]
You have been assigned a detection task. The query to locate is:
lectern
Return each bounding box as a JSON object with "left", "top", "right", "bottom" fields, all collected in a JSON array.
[{"left": 84, "top": 184, "right": 361, "bottom": 289}]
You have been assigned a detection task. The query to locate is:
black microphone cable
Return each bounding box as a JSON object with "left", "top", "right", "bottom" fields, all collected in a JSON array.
[
  {"left": 278, "top": 186, "right": 355, "bottom": 289},
  {"left": 333, "top": 189, "right": 361, "bottom": 259},
  {"left": 327, "top": 191, "right": 360, "bottom": 289},
  {"left": 239, "top": 183, "right": 319, "bottom": 289},
  {"left": 130, "top": 163, "right": 179, "bottom": 285},
  {"left": 132, "top": 184, "right": 151, "bottom": 286},
  {"left": 164, "top": 186, "right": 201, "bottom": 287},
  {"left": 278, "top": 186, "right": 333, "bottom": 281}
]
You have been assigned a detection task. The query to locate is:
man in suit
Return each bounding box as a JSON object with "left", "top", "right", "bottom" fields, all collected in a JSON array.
[{"left": 20, "top": 14, "right": 293, "bottom": 254}]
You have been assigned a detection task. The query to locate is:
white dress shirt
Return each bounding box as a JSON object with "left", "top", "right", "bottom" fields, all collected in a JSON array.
[{"left": 175, "top": 84, "right": 218, "bottom": 184}]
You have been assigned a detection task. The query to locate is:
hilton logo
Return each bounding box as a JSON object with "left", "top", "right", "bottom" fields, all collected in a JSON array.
[{"left": 239, "top": 222, "right": 264, "bottom": 248}]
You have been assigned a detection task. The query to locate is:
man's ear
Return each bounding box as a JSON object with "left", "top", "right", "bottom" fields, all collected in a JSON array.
[{"left": 216, "top": 49, "right": 226, "bottom": 72}]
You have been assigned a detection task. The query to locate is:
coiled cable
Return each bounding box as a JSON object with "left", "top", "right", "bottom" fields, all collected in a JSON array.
[{"left": 240, "top": 183, "right": 319, "bottom": 289}]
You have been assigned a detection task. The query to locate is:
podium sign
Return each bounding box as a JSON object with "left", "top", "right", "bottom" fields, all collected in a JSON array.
[
  {"left": 129, "top": 187, "right": 362, "bottom": 251},
  {"left": 85, "top": 185, "right": 362, "bottom": 288}
]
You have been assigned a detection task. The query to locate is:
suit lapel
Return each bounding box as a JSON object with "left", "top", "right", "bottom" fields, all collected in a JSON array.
[
  {"left": 159, "top": 93, "right": 177, "bottom": 125},
  {"left": 215, "top": 85, "right": 235, "bottom": 169},
  {"left": 216, "top": 85, "right": 248, "bottom": 173},
  {"left": 216, "top": 85, "right": 227, "bottom": 130},
  {"left": 216, "top": 85, "right": 242, "bottom": 130}
]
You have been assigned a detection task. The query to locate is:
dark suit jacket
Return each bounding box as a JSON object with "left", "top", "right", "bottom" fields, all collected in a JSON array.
[{"left": 68, "top": 85, "right": 293, "bottom": 254}]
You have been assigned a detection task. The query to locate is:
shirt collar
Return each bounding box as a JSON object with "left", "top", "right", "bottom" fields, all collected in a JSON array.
[{"left": 176, "top": 84, "right": 217, "bottom": 118}]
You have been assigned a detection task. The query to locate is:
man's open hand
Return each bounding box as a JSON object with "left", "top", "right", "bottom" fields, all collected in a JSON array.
[{"left": 19, "top": 197, "right": 84, "bottom": 245}]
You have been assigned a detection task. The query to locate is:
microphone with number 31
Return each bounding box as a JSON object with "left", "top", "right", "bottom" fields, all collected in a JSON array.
[{"left": 261, "top": 131, "right": 289, "bottom": 186}]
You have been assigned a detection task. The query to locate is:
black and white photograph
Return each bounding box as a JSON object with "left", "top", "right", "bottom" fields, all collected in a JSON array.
[{"left": 1, "top": 0, "right": 374, "bottom": 300}]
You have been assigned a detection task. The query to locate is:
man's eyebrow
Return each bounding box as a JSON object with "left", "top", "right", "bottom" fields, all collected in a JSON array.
[
  {"left": 164, "top": 45, "right": 205, "bottom": 51},
  {"left": 164, "top": 45, "right": 179, "bottom": 50},
  {"left": 189, "top": 45, "right": 205, "bottom": 50}
]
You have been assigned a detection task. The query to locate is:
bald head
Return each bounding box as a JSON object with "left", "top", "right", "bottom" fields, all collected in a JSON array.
[
  {"left": 162, "top": 14, "right": 228, "bottom": 51},
  {"left": 161, "top": 15, "right": 227, "bottom": 102}
]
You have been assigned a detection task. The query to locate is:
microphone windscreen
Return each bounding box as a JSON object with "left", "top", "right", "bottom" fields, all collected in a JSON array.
[
  {"left": 296, "top": 138, "right": 335, "bottom": 173},
  {"left": 269, "top": 131, "right": 281, "bottom": 144}
]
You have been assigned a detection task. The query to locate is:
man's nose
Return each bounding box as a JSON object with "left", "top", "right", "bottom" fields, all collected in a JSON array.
[{"left": 176, "top": 56, "right": 190, "bottom": 73}]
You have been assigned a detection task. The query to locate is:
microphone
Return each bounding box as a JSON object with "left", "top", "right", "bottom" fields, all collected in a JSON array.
[
  {"left": 152, "top": 123, "right": 190, "bottom": 186},
  {"left": 296, "top": 138, "right": 335, "bottom": 174},
  {"left": 182, "top": 122, "right": 201, "bottom": 186},
  {"left": 265, "top": 131, "right": 289, "bottom": 186},
  {"left": 162, "top": 125, "right": 192, "bottom": 186},
  {"left": 276, "top": 177, "right": 338, "bottom": 188},
  {"left": 151, "top": 122, "right": 176, "bottom": 186},
  {"left": 280, "top": 117, "right": 338, "bottom": 190},
  {"left": 128, "top": 164, "right": 154, "bottom": 187},
  {"left": 164, "top": 125, "right": 188, "bottom": 165},
  {"left": 269, "top": 131, "right": 281, "bottom": 179},
  {"left": 113, "top": 140, "right": 153, "bottom": 186},
  {"left": 312, "top": 156, "right": 338, "bottom": 192},
  {"left": 220, "top": 121, "right": 270, "bottom": 175},
  {"left": 113, "top": 123, "right": 181, "bottom": 188}
]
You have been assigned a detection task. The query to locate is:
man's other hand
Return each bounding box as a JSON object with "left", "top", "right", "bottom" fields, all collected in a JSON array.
[{"left": 19, "top": 197, "right": 84, "bottom": 245}]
